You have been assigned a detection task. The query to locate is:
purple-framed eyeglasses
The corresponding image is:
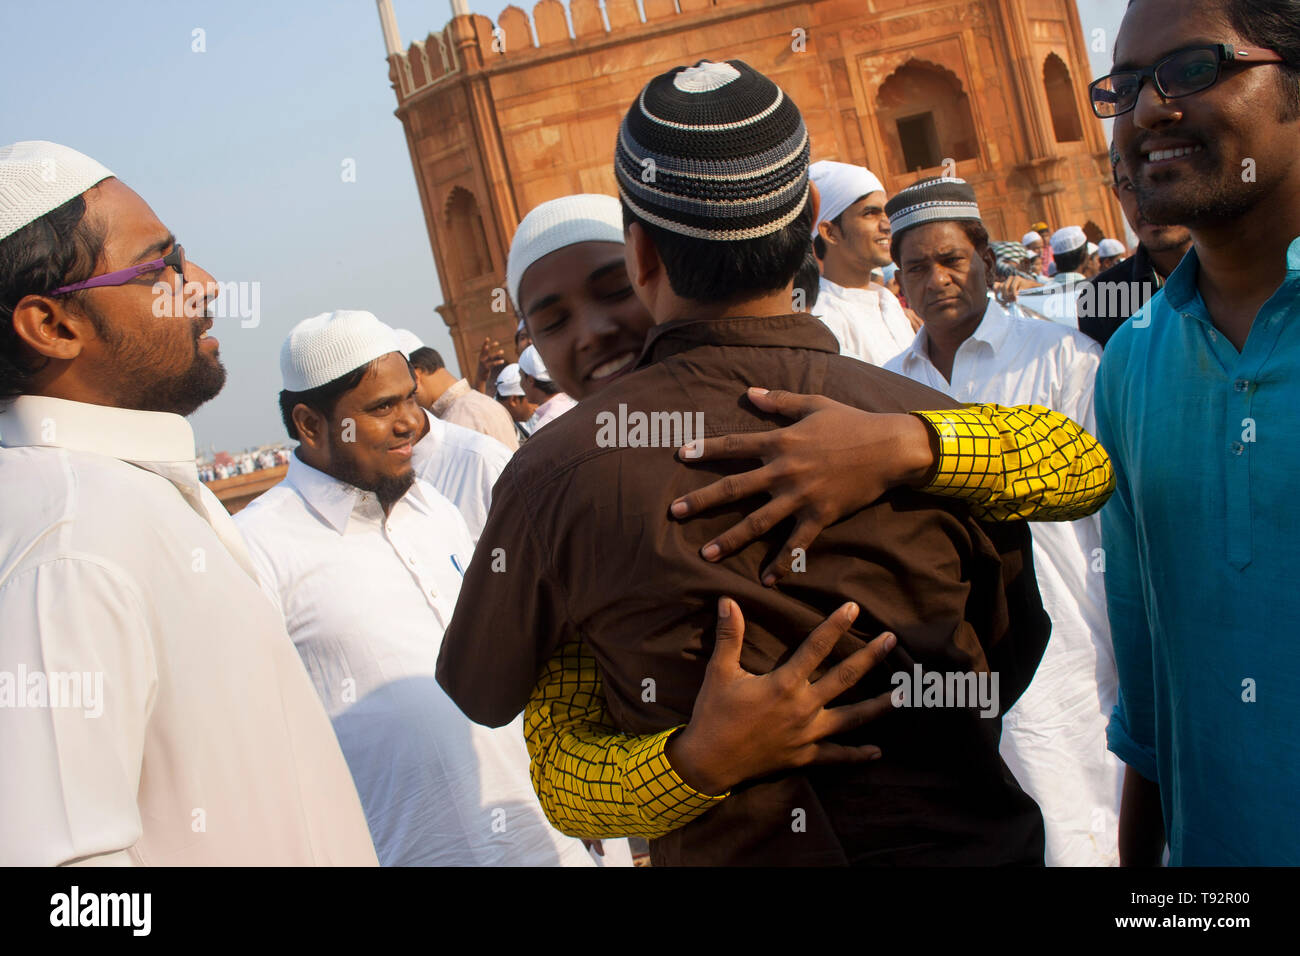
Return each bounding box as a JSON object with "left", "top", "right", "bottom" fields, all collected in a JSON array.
[{"left": 49, "top": 244, "right": 186, "bottom": 296}]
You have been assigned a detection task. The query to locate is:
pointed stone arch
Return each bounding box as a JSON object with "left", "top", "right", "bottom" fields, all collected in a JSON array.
[
  {"left": 1044, "top": 53, "right": 1084, "bottom": 143},
  {"left": 875, "top": 59, "right": 979, "bottom": 175},
  {"left": 443, "top": 187, "right": 493, "bottom": 281}
]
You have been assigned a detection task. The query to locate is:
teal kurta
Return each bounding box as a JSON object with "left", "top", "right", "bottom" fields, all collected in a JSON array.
[{"left": 1096, "top": 236, "right": 1300, "bottom": 865}]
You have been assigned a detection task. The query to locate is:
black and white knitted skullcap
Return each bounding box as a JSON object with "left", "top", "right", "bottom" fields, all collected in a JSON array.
[
  {"left": 614, "top": 59, "right": 810, "bottom": 241},
  {"left": 885, "top": 177, "right": 982, "bottom": 238}
]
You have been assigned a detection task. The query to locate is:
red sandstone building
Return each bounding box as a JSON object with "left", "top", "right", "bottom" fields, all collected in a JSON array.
[{"left": 378, "top": 0, "right": 1122, "bottom": 372}]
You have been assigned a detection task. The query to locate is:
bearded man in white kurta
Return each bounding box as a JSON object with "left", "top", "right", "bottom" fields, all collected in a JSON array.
[
  {"left": 882, "top": 177, "right": 1123, "bottom": 866},
  {"left": 236, "top": 311, "right": 592, "bottom": 867},
  {"left": 0, "top": 141, "right": 376, "bottom": 866}
]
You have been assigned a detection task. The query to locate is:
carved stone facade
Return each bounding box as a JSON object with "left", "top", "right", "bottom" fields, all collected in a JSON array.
[{"left": 384, "top": 0, "right": 1123, "bottom": 372}]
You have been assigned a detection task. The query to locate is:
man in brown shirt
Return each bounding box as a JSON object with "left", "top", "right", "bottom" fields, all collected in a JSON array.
[{"left": 437, "top": 60, "right": 1049, "bottom": 865}]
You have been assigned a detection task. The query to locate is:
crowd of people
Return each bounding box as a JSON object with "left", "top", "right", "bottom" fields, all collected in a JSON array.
[
  {"left": 0, "top": 0, "right": 1296, "bottom": 868},
  {"left": 196, "top": 446, "right": 290, "bottom": 484}
]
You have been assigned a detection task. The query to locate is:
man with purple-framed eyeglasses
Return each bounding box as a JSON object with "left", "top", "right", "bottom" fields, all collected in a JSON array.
[{"left": 0, "top": 140, "right": 378, "bottom": 866}]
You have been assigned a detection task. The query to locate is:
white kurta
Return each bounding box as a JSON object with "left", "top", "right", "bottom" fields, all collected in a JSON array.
[
  {"left": 0, "top": 395, "right": 377, "bottom": 866},
  {"left": 525, "top": 392, "right": 578, "bottom": 434},
  {"left": 813, "top": 277, "right": 916, "bottom": 366},
  {"left": 885, "top": 299, "right": 1123, "bottom": 866},
  {"left": 411, "top": 410, "right": 511, "bottom": 543},
  {"left": 234, "top": 455, "right": 593, "bottom": 867}
]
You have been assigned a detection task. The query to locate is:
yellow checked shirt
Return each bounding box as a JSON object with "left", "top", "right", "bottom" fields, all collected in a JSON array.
[{"left": 523, "top": 403, "right": 1115, "bottom": 840}]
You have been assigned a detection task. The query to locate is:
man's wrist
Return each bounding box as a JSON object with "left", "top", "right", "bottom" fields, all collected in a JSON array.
[
  {"left": 896, "top": 413, "right": 940, "bottom": 488},
  {"left": 665, "top": 726, "right": 732, "bottom": 797}
]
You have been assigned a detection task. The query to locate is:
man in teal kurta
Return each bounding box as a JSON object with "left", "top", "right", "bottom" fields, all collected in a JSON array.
[{"left": 1092, "top": 0, "right": 1300, "bottom": 865}]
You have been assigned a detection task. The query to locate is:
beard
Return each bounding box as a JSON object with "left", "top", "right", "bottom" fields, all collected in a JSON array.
[
  {"left": 1133, "top": 141, "right": 1262, "bottom": 230},
  {"left": 329, "top": 448, "right": 415, "bottom": 511},
  {"left": 92, "top": 305, "right": 227, "bottom": 416}
]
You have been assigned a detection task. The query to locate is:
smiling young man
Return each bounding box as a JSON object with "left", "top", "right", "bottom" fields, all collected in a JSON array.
[
  {"left": 0, "top": 141, "right": 377, "bottom": 865},
  {"left": 808, "top": 161, "right": 915, "bottom": 365},
  {"left": 234, "top": 310, "right": 593, "bottom": 866},
  {"left": 1089, "top": 0, "right": 1300, "bottom": 865}
]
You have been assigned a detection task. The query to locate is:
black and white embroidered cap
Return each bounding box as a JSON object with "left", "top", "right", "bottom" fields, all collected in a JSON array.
[
  {"left": 885, "top": 177, "right": 983, "bottom": 238},
  {"left": 614, "top": 59, "right": 810, "bottom": 241}
]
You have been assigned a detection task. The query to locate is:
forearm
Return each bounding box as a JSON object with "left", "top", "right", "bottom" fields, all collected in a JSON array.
[
  {"left": 524, "top": 638, "right": 725, "bottom": 840},
  {"left": 1118, "top": 765, "right": 1165, "bottom": 866},
  {"left": 911, "top": 403, "right": 1115, "bottom": 522}
]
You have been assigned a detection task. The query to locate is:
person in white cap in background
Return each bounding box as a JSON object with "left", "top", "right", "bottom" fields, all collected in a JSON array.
[
  {"left": 518, "top": 344, "right": 576, "bottom": 434},
  {"left": 494, "top": 362, "right": 536, "bottom": 445},
  {"left": 808, "top": 160, "right": 915, "bottom": 364},
  {"left": 1015, "top": 225, "right": 1092, "bottom": 327},
  {"left": 233, "top": 310, "right": 594, "bottom": 867},
  {"left": 1021, "top": 230, "right": 1048, "bottom": 279},
  {"left": 407, "top": 342, "right": 519, "bottom": 451},
  {"left": 391, "top": 326, "right": 511, "bottom": 543},
  {"left": 1082, "top": 241, "right": 1102, "bottom": 279},
  {"left": 0, "top": 141, "right": 377, "bottom": 866},
  {"left": 1096, "top": 238, "right": 1127, "bottom": 272}
]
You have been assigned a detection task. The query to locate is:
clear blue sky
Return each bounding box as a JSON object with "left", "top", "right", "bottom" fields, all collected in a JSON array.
[{"left": 0, "top": 0, "right": 1125, "bottom": 453}]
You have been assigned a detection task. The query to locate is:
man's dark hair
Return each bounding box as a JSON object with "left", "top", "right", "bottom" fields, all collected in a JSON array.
[
  {"left": 408, "top": 346, "right": 444, "bottom": 374},
  {"left": 890, "top": 219, "right": 990, "bottom": 267},
  {"left": 1128, "top": 0, "right": 1300, "bottom": 117},
  {"left": 0, "top": 194, "right": 107, "bottom": 399},
  {"left": 521, "top": 371, "right": 560, "bottom": 397},
  {"left": 621, "top": 197, "right": 814, "bottom": 306},
  {"left": 793, "top": 244, "right": 821, "bottom": 310},
  {"left": 811, "top": 210, "right": 846, "bottom": 261},
  {"left": 1224, "top": 0, "right": 1300, "bottom": 118},
  {"left": 278, "top": 359, "right": 379, "bottom": 441},
  {"left": 1054, "top": 245, "right": 1089, "bottom": 274}
]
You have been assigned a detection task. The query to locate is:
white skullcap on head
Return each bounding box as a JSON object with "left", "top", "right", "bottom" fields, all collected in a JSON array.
[
  {"left": 1087, "top": 241, "right": 1099, "bottom": 256},
  {"left": 1051, "top": 226, "right": 1088, "bottom": 255},
  {"left": 495, "top": 363, "right": 525, "bottom": 397},
  {"left": 1098, "top": 238, "right": 1126, "bottom": 258},
  {"left": 517, "top": 344, "right": 552, "bottom": 384},
  {"left": 0, "top": 140, "right": 114, "bottom": 241},
  {"left": 1021, "top": 231, "right": 1043, "bottom": 248},
  {"left": 281, "top": 310, "right": 401, "bottom": 392},
  {"left": 507, "top": 194, "right": 625, "bottom": 314},
  {"left": 809, "top": 160, "right": 885, "bottom": 235},
  {"left": 392, "top": 327, "right": 424, "bottom": 357}
]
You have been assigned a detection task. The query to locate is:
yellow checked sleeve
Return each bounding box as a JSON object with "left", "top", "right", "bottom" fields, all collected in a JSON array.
[
  {"left": 524, "top": 635, "right": 727, "bottom": 841},
  {"left": 913, "top": 403, "right": 1115, "bottom": 522}
]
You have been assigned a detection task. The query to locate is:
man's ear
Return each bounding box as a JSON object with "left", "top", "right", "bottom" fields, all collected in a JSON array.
[
  {"left": 816, "top": 218, "right": 838, "bottom": 248},
  {"left": 807, "top": 179, "right": 821, "bottom": 229},
  {"left": 9, "top": 295, "right": 92, "bottom": 362},
  {"left": 292, "top": 403, "right": 329, "bottom": 452},
  {"left": 980, "top": 244, "right": 998, "bottom": 288},
  {"left": 624, "top": 221, "right": 662, "bottom": 292}
]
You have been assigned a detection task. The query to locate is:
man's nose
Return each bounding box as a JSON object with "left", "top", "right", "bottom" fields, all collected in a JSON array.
[{"left": 1132, "top": 76, "right": 1183, "bottom": 131}]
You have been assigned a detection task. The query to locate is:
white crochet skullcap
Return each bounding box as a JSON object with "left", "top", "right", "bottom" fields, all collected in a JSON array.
[
  {"left": 392, "top": 327, "right": 425, "bottom": 358},
  {"left": 495, "top": 363, "right": 525, "bottom": 397},
  {"left": 809, "top": 160, "right": 885, "bottom": 235},
  {"left": 1097, "top": 238, "right": 1127, "bottom": 258},
  {"left": 0, "top": 141, "right": 114, "bottom": 241},
  {"left": 281, "top": 310, "right": 401, "bottom": 392},
  {"left": 517, "top": 345, "right": 552, "bottom": 384},
  {"left": 1050, "top": 225, "right": 1088, "bottom": 255},
  {"left": 507, "top": 194, "right": 625, "bottom": 314}
]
